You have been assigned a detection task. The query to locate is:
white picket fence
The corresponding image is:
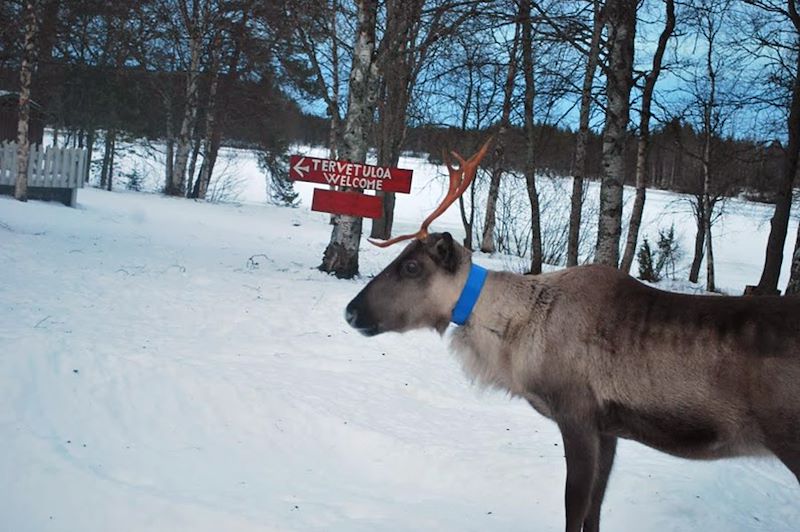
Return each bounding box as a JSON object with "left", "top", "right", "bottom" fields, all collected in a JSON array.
[{"left": 0, "top": 142, "right": 87, "bottom": 189}]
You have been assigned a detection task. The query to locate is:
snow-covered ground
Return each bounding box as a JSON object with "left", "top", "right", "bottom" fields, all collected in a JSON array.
[{"left": 1, "top": 150, "right": 798, "bottom": 531}]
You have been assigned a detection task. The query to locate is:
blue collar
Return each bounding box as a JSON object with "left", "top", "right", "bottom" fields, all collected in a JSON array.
[{"left": 451, "top": 263, "right": 488, "bottom": 325}]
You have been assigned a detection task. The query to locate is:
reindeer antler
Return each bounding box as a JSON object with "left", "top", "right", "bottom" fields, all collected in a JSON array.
[{"left": 367, "top": 136, "right": 493, "bottom": 248}]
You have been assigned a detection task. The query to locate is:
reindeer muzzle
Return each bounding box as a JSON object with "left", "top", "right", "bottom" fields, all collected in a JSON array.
[{"left": 345, "top": 294, "right": 380, "bottom": 336}]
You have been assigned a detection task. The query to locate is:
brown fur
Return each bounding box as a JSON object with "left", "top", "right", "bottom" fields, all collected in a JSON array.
[{"left": 345, "top": 233, "right": 800, "bottom": 532}]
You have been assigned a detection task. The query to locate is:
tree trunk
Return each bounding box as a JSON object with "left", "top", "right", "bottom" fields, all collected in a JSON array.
[
  {"left": 106, "top": 130, "right": 115, "bottom": 192},
  {"left": 595, "top": 0, "right": 637, "bottom": 267},
  {"left": 621, "top": 143, "right": 648, "bottom": 272},
  {"left": 194, "top": 10, "right": 247, "bottom": 200},
  {"left": 785, "top": 222, "right": 800, "bottom": 294},
  {"left": 37, "top": 0, "right": 58, "bottom": 63},
  {"left": 372, "top": 189, "right": 396, "bottom": 238},
  {"left": 329, "top": 106, "right": 340, "bottom": 160},
  {"left": 457, "top": 61, "right": 476, "bottom": 250},
  {"left": 481, "top": 22, "right": 520, "bottom": 254},
  {"left": 100, "top": 135, "right": 109, "bottom": 189},
  {"left": 100, "top": 129, "right": 115, "bottom": 189},
  {"left": 169, "top": 27, "right": 203, "bottom": 197},
  {"left": 194, "top": 132, "right": 219, "bottom": 200},
  {"left": 459, "top": 190, "right": 474, "bottom": 250},
  {"left": 370, "top": 0, "right": 424, "bottom": 241},
  {"left": 754, "top": 45, "right": 800, "bottom": 294},
  {"left": 689, "top": 198, "right": 705, "bottom": 283},
  {"left": 186, "top": 135, "right": 201, "bottom": 197},
  {"left": 328, "top": 34, "right": 341, "bottom": 226},
  {"left": 165, "top": 98, "right": 174, "bottom": 192},
  {"left": 295, "top": 0, "right": 342, "bottom": 222},
  {"left": 700, "top": 8, "right": 717, "bottom": 291},
  {"left": 329, "top": 0, "right": 341, "bottom": 159},
  {"left": 192, "top": 36, "right": 222, "bottom": 200},
  {"left": 703, "top": 193, "right": 715, "bottom": 291},
  {"left": 194, "top": 155, "right": 209, "bottom": 199},
  {"left": 320, "top": 0, "right": 381, "bottom": 279},
  {"left": 14, "top": 0, "right": 40, "bottom": 202},
  {"left": 567, "top": 0, "right": 603, "bottom": 267},
  {"left": 192, "top": 109, "right": 218, "bottom": 202},
  {"left": 668, "top": 147, "right": 680, "bottom": 190},
  {"left": 521, "top": 0, "right": 542, "bottom": 274},
  {"left": 371, "top": 72, "right": 402, "bottom": 240},
  {"left": 620, "top": 0, "right": 675, "bottom": 274},
  {"left": 85, "top": 128, "right": 95, "bottom": 183},
  {"left": 370, "top": 78, "right": 405, "bottom": 240},
  {"left": 480, "top": 163, "right": 502, "bottom": 253}
]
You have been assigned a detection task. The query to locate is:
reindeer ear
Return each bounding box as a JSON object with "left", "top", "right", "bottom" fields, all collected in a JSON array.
[{"left": 429, "top": 232, "right": 458, "bottom": 272}]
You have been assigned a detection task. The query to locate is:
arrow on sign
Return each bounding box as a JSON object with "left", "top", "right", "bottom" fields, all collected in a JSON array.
[
  {"left": 289, "top": 154, "right": 413, "bottom": 193},
  {"left": 292, "top": 157, "right": 310, "bottom": 179}
]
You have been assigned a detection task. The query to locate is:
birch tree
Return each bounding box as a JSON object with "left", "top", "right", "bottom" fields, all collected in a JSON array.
[
  {"left": 449, "top": 31, "right": 497, "bottom": 249},
  {"left": 14, "top": 0, "right": 40, "bottom": 202},
  {"left": 480, "top": 19, "right": 520, "bottom": 254},
  {"left": 682, "top": 0, "right": 739, "bottom": 291},
  {"left": 289, "top": 0, "right": 348, "bottom": 160},
  {"left": 595, "top": 0, "right": 637, "bottom": 267},
  {"left": 520, "top": 0, "right": 543, "bottom": 273},
  {"left": 191, "top": 0, "right": 253, "bottom": 200},
  {"left": 699, "top": 0, "right": 723, "bottom": 291},
  {"left": 320, "top": 0, "right": 381, "bottom": 278},
  {"left": 529, "top": 0, "right": 604, "bottom": 267},
  {"left": 192, "top": 31, "right": 222, "bottom": 199},
  {"left": 620, "top": 0, "right": 676, "bottom": 273},
  {"left": 318, "top": 0, "right": 480, "bottom": 275},
  {"left": 566, "top": 0, "right": 604, "bottom": 267},
  {"left": 370, "top": 0, "right": 426, "bottom": 241},
  {"left": 167, "top": 0, "right": 215, "bottom": 197},
  {"left": 371, "top": 0, "right": 482, "bottom": 240}
]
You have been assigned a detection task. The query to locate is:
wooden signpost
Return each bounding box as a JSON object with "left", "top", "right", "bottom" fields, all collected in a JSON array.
[{"left": 289, "top": 155, "right": 413, "bottom": 219}]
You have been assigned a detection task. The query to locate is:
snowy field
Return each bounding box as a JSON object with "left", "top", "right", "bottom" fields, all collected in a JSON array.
[
  {"left": 1, "top": 148, "right": 799, "bottom": 531},
  {"left": 114, "top": 142, "right": 800, "bottom": 292}
]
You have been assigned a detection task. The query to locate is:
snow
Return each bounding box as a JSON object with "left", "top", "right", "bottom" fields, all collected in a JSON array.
[{"left": 1, "top": 149, "right": 798, "bottom": 531}]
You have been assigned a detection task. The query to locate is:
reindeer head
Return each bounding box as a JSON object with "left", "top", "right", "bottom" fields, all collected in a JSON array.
[
  {"left": 345, "top": 232, "right": 472, "bottom": 335},
  {"left": 345, "top": 139, "right": 492, "bottom": 336}
]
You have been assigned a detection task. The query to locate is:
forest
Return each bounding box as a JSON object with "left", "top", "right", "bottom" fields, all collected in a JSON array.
[{"left": 2, "top": 0, "right": 799, "bottom": 292}]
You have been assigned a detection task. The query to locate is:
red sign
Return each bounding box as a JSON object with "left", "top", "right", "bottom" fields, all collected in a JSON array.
[
  {"left": 289, "top": 155, "right": 412, "bottom": 193},
  {"left": 312, "top": 189, "right": 383, "bottom": 219}
]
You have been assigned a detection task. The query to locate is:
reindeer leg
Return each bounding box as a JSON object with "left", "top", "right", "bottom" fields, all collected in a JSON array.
[
  {"left": 762, "top": 418, "right": 800, "bottom": 484},
  {"left": 770, "top": 445, "right": 800, "bottom": 484},
  {"left": 582, "top": 435, "right": 617, "bottom": 532},
  {"left": 559, "top": 422, "right": 600, "bottom": 532}
]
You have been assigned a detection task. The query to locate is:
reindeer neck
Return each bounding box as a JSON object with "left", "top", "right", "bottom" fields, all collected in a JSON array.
[
  {"left": 449, "top": 270, "right": 552, "bottom": 393},
  {"left": 464, "top": 271, "right": 551, "bottom": 335}
]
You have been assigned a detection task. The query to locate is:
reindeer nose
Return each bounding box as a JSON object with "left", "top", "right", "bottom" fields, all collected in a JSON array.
[
  {"left": 345, "top": 295, "right": 379, "bottom": 336},
  {"left": 345, "top": 303, "right": 358, "bottom": 327}
]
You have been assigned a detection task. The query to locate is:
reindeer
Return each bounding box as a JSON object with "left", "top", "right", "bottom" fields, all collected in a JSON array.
[{"left": 345, "top": 140, "right": 800, "bottom": 532}]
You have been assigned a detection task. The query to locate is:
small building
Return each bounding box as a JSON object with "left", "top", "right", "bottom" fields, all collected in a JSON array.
[{"left": 0, "top": 90, "right": 45, "bottom": 145}]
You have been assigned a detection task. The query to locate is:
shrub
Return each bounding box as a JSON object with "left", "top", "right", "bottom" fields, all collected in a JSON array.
[
  {"left": 637, "top": 225, "right": 681, "bottom": 282},
  {"left": 123, "top": 167, "right": 144, "bottom": 191},
  {"left": 638, "top": 238, "right": 658, "bottom": 281}
]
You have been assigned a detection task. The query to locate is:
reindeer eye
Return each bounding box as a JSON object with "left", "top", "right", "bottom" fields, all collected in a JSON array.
[{"left": 402, "top": 260, "right": 422, "bottom": 277}]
